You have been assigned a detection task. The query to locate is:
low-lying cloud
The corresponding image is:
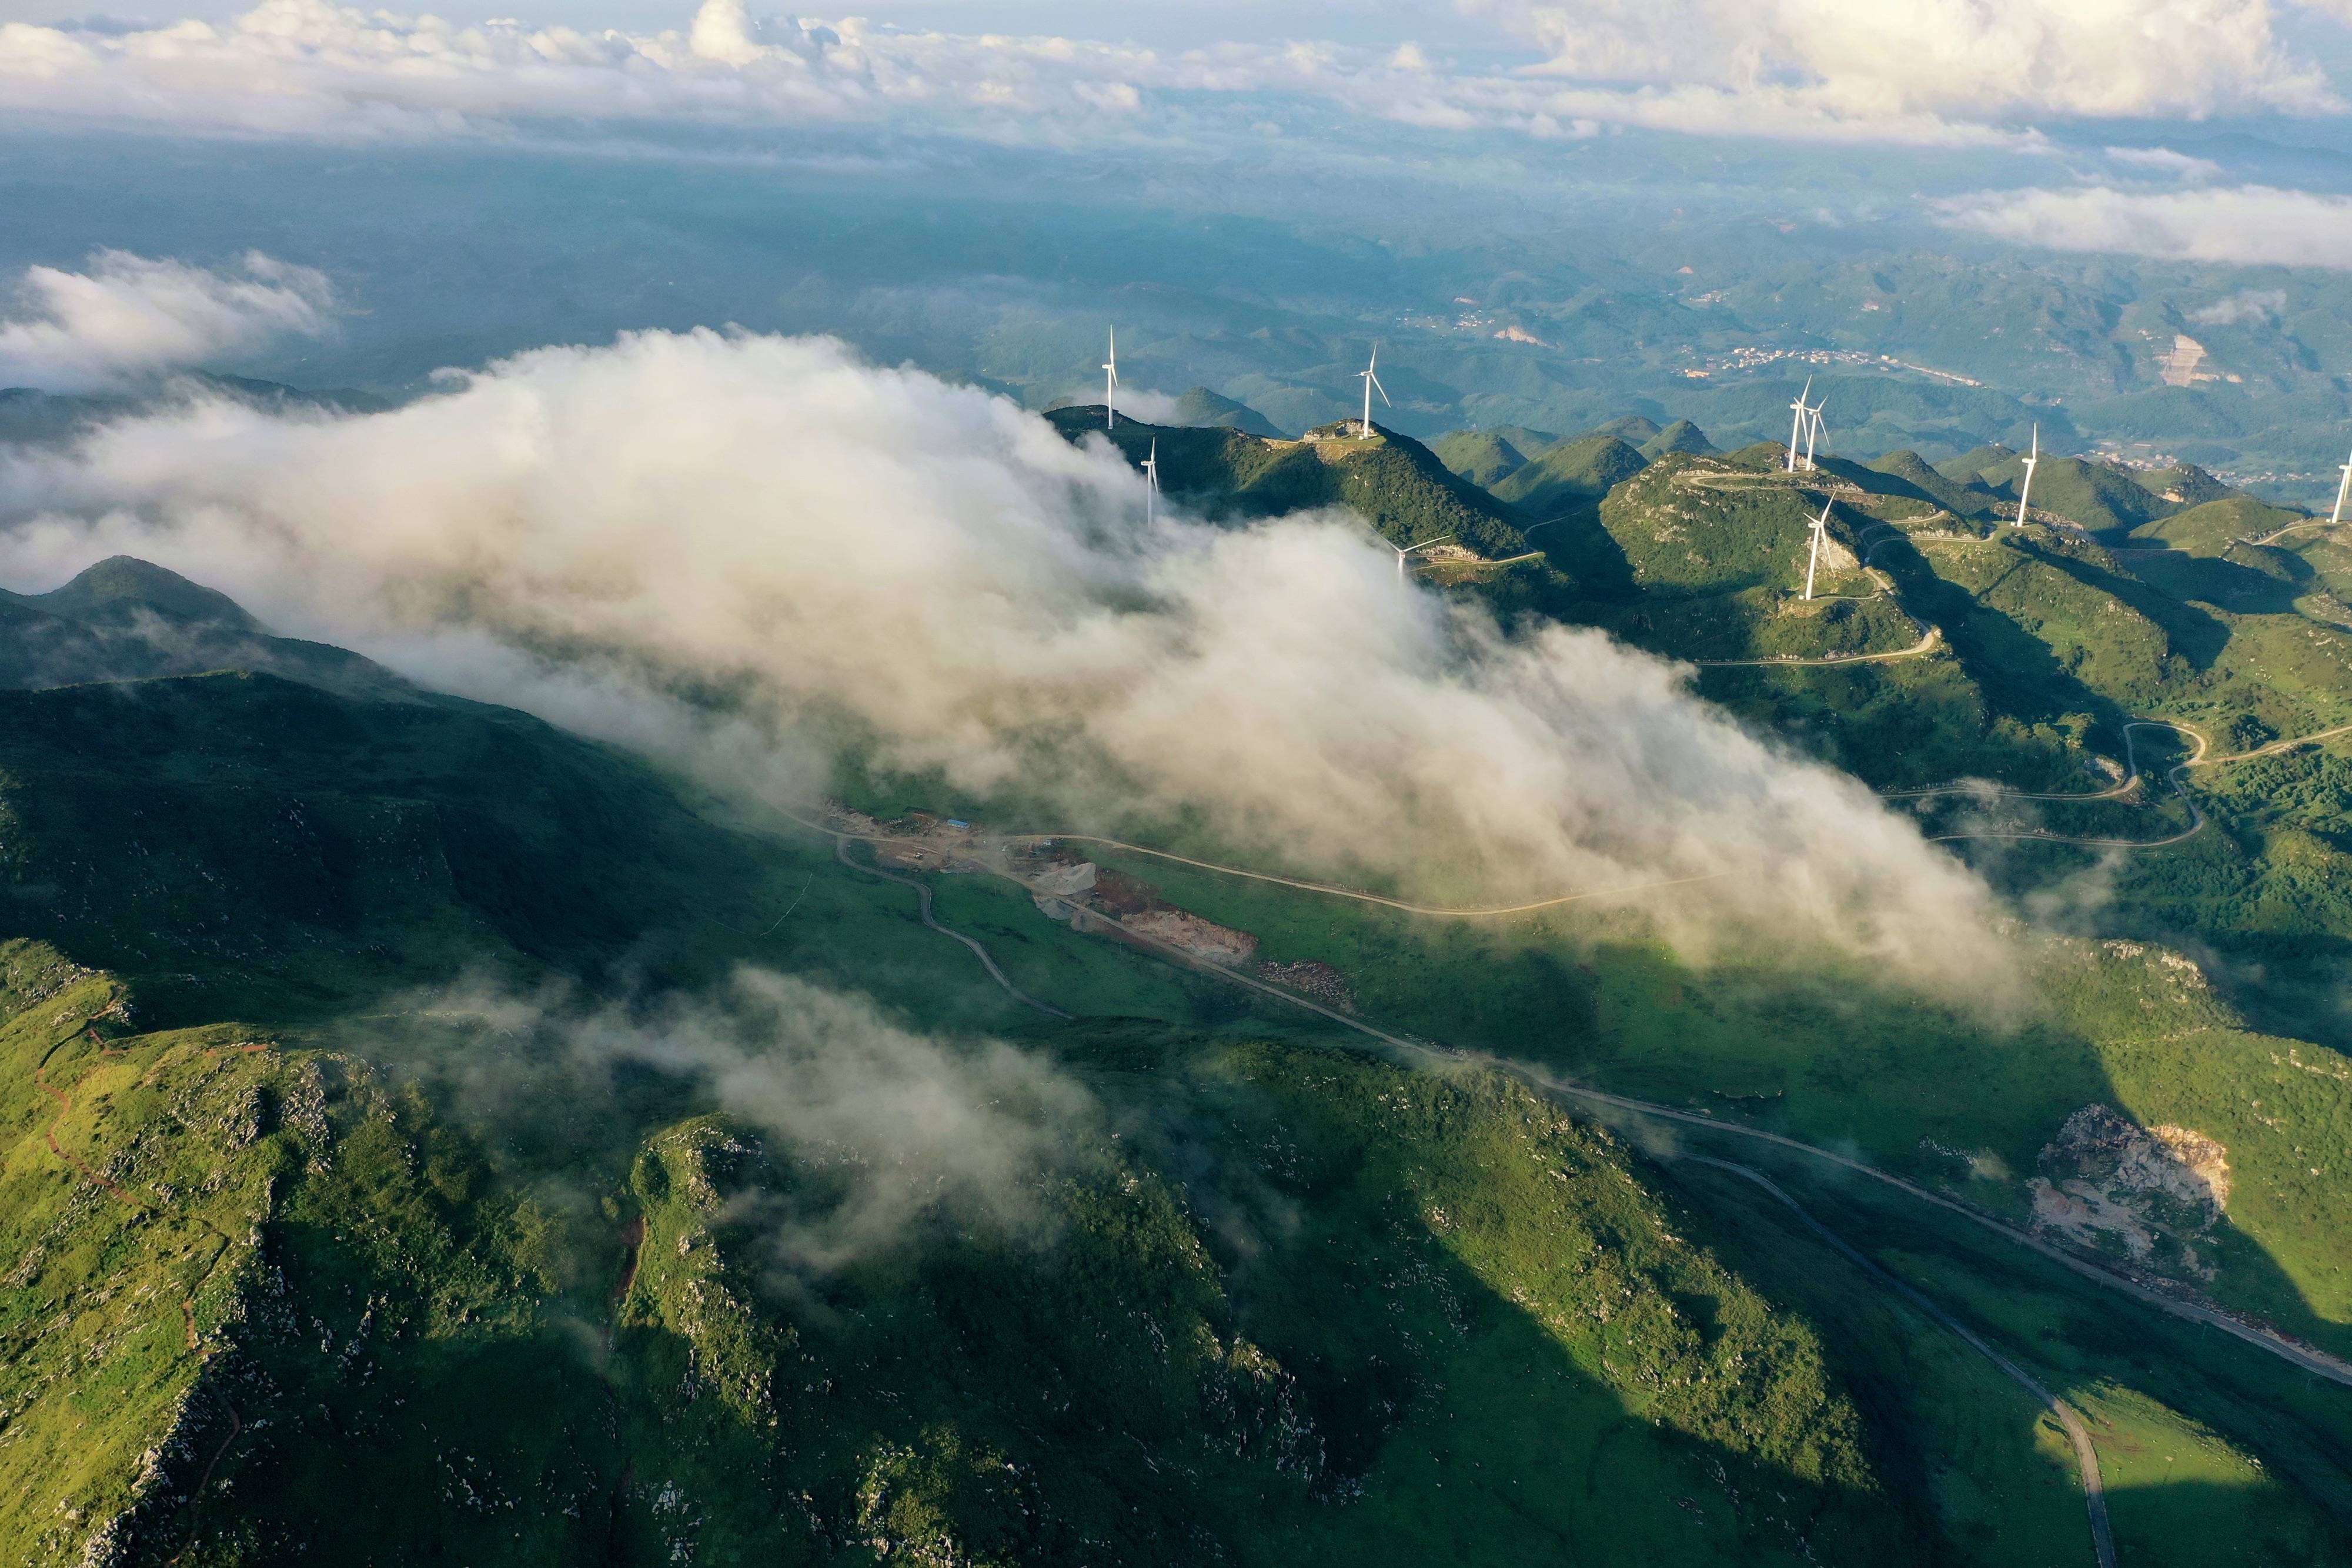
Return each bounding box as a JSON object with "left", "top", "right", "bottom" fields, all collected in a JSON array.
[
  {"left": 427, "top": 967, "right": 1091, "bottom": 1272},
  {"left": 1936, "top": 183, "right": 2352, "bottom": 268},
  {"left": 0, "top": 250, "right": 335, "bottom": 393},
  {"left": 2188, "top": 287, "right": 2287, "bottom": 325},
  {"left": 0, "top": 327, "right": 2002, "bottom": 988}
]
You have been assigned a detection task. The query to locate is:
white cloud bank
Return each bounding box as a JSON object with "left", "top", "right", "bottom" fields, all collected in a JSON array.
[
  {"left": 1470, "top": 0, "right": 2338, "bottom": 122},
  {"left": 0, "top": 250, "right": 335, "bottom": 393},
  {"left": 0, "top": 328, "right": 2001, "bottom": 988},
  {"left": 0, "top": 0, "right": 2343, "bottom": 148},
  {"left": 1937, "top": 183, "right": 2352, "bottom": 268}
]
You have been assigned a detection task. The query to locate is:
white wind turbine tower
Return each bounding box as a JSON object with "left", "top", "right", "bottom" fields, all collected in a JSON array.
[
  {"left": 1391, "top": 533, "right": 1453, "bottom": 587},
  {"left": 2331, "top": 443, "right": 2352, "bottom": 527},
  {"left": 1358, "top": 345, "right": 1390, "bottom": 439},
  {"left": 2013, "top": 424, "right": 2040, "bottom": 527},
  {"left": 1802, "top": 497, "right": 1832, "bottom": 601},
  {"left": 1102, "top": 327, "right": 1119, "bottom": 430},
  {"left": 1786, "top": 377, "right": 1816, "bottom": 473},
  {"left": 1803, "top": 398, "right": 1828, "bottom": 472},
  {"left": 1141, "top": 437, "right": 1160, "bottom": 526}
]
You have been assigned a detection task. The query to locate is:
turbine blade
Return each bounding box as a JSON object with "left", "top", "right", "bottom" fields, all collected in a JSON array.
[{"left": 1371, "top": 372, "right": 1391, "bottom": 406}]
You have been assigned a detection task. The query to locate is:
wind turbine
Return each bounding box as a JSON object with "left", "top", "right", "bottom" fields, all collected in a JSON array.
[
  {"left": 1391, "top": 532, "right": 1452, "bottom": 587},
  {"left": 1141, "top": 437, "right": 1160, "bottom": 527},
  {"left": 1802, "top": 497, "right": 1832, "bottom": 601},
  {"left": 1358, "top": 345, "right": 1390, "bottom": 440},
  {"left": 2331, "top": 443, "right": 2352, "bottom": 527},
  {"left": 2013, "top": 424, "right": 2039, "bottom": 527},
  {"left": 1786, "top": 377, "right": 1815, "bottom": 473},
  {"left": 1802, "top": 399, "right": 1827, "bottom": 472},
  {"left": 1102, "top": 327, "right": 1119, "bottom": 430}
]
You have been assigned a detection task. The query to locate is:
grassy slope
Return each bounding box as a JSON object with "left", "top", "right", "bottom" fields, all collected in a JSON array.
[
  {"left": 610, "top": 1041, "right": 1905, "bottom": 1566},
  {"left": 1491, "top": 433, "right": 1649, "bottom": 515},
  {"left": 1429, "top": 429, "right": 1528, "bottom": 488},
  {"left": 0, "top": 569, "right": 1934, "bottom": 1564}
]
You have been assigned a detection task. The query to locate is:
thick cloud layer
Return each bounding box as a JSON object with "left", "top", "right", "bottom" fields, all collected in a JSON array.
[
  {"left": 0, "top": 327, "right": 2001, "bottom": 985},
  {"left": 2, "top": 0, "right": 2339, "bottom": 148},
  {"left": 0, "top": 250, "right": 335, "bottom": 393}
]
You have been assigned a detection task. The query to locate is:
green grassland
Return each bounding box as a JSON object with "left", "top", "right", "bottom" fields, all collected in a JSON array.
[
  {"left": 1662, "top": 1145, "right": 2352, "bottom": 1566},
  {"left": 607, "top": 1042, "right": 1908, "bottom": 1565},
  {"left": 0, "top": 918, "right": 1950, "bottom": 1565},
  {"left": 1054, "top": 842, "right": 2352, "bottom": 1355}
]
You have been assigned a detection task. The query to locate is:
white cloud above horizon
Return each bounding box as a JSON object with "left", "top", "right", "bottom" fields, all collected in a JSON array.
[
  {"left": 0, "top": 250, "right": 335, "bottom": 393},
  {"left": 1469, "top": 0, "right": 2341, "bottom": 122},
  {"left": 1937, "top": 182, "right": 2352, "bottom": 268},
  {"left": 1, "top": 0, "right": 2347, "bottom": 151}
]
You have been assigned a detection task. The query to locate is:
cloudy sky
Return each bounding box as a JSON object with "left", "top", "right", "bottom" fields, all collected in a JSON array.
[
  {"left": 9, "top": 0, "right": 2352, "bottom": 978},
  {"left": 6, "top": 0, "right": 2352, "bottom": 149}
]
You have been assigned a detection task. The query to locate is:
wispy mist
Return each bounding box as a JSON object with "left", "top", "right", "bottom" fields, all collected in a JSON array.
[
  {"left": 427, "top": 967, "right": 1092, "bottom": 1272},
  {"left": 0, "top": 326, "right": 2003, "bottom": 989}
]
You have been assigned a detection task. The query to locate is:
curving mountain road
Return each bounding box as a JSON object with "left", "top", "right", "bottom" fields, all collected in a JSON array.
[
  {"left": 1678, "top": 1155, "right": 2115, "bottom": 1568},
  {"left": 905, "top": 845, "right": 2352, "bottom": 1394},
  {"left": 830, "top": 836, "right": 1070, "bottom": 1018}
]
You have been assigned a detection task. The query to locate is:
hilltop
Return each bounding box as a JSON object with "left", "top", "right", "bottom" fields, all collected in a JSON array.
[{"left": 1047, "top": 406, "right": 1596, "bottom": 617}]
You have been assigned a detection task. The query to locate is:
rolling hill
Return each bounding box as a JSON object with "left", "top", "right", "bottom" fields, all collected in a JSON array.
[
  {"left": 5, "top": 551, "right": 2351, "bottom": 1567},
  {"left": 0, "top": 558, "right": 1935, "bottom": 1567},
  {"left": 1492, "top": 433, "right": 1651, "bottom": 516},
  {"left": 1429, "top": 429, "right": 1528, "bottom": 488}
]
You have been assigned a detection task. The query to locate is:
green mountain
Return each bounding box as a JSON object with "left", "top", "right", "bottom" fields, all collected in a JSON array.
[
  {"left": 1053, "top": 406, "right": 1528, "bottom": 552},
  {"left": 1491, "top": 433, "right": 1649, "bottom": 516},
  {"left": 1639, "top": 418, "right": 1716, "bottom": 460},
  {"left": 1171, "top": 385, "right": 1286, "bottom": 437},
  {"left": 1589, "top": 414, "right": 1663, "bottom": 445},
  {"left": 1489, "top": 422, "right": 1561, "bottom": 457},
  {"left": 2134, "top": 461, "right": 2237, "bottom": 509},
  {"left": 1865, "top": 449, "right": 2002, "bottom": 519},
  {"left": 1935, "top": 444, "right": 2019, "bottom": 486},
  {"left": 1429, "top": 428, "right": 1529, "bottom": 488}
]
